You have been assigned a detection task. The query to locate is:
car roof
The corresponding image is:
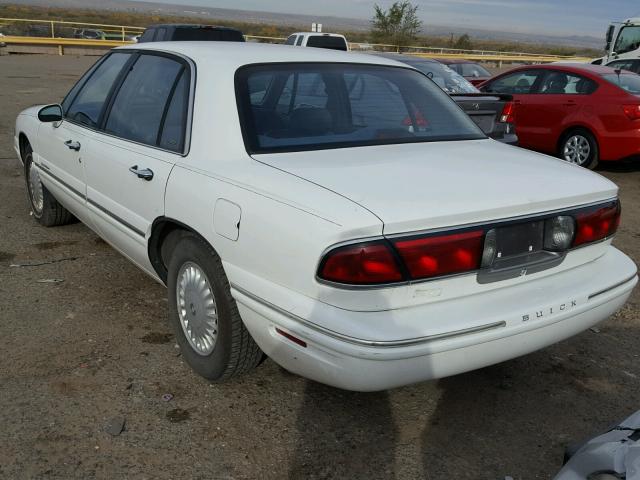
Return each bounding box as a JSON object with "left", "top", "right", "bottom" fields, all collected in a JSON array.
[
  {"left": 289, "top": 32, "right": 346, "bottom": 37},
  {"left": 146, "top": 24, "right": 240, "bottom": 30},
  {"left": 507, "top": 62, "right": 621, "bottom": 76},
  {"left": 119, "top": 41, "right": 405, "bottom": 69}
]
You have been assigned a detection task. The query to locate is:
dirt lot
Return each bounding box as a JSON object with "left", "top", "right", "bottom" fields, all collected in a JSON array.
[{"left": 0, "top": 54, "right": 638, "bottom": 480}]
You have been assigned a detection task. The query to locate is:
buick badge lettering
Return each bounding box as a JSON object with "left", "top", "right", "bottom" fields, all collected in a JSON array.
[{"left": 521, "top": 300, "right": 578, "bottom": 322}]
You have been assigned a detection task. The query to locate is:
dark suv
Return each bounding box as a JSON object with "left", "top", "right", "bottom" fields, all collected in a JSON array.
[{"left": 138, "top": 24, "right": 245, "bottom": 43}]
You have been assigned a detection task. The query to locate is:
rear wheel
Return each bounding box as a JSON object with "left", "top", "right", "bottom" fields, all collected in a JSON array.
[
  {"left": 24, "top": 144, "right": 74, "bottom": 226},
  {"left": 166, "top": 231, "right": 263, "bottom": 381},
  {"left": 559, "top": 129, "right": 599, "bottom": 169}
]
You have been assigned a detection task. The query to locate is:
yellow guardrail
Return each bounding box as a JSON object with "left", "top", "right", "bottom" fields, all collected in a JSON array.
[
  {"left": 2, "top": 35, "right": 133, "bottom": 47},
  {"left": 0, "top": 17, "right": 593, "bottom": 63}
]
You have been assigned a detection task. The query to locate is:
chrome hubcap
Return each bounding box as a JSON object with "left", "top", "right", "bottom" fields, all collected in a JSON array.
[
  {"left": 176, "top": 262, "right": 218, "bottom": 356},
  {"left": 27, "top": 154, "right": 44, "bottom": 214},
  {"left": 563, "top": 135, "right": 591, "bottom": 165}
]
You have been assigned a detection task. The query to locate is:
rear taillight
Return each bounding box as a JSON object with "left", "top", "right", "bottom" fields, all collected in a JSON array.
[
  {"left": 392, "top": 230, "right": 484, "bottom": 280},
  {"left": 317, "top": 201, "right": 620, "bottom": 286},
  {"left": 623, "top": 104, "right": 640, "bottom": 120},
  {"left": 318, "top": 242, "right": 403, "bottom": 284},
  {"left": 499, "top": 101, "right": 515, "bottom": 123},
  {"left": 573, "top": 202, "right": 621, "bottom": 247}
]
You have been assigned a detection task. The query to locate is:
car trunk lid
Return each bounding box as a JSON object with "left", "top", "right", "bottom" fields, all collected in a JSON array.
[{"left": 253, "top": 139, "right": 618, "bottom": 235}]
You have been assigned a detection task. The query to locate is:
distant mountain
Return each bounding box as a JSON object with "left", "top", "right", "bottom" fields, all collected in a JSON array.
[{"left": 0, "top": 0, "right": 603, "bottom": 49}]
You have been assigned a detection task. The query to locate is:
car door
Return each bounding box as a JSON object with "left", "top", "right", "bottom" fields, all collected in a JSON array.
[
  {"left": 531, "top": 70, "right": 599, "bottom": 154},
  {"left": 37, "top": 52, "right": 132, "bottom": 226},
  {"left": 482, "top": 69, "right": 545, "bottom": 148},
  {"left": 82, "top": 51, "right": 192, "bottom": 276}
]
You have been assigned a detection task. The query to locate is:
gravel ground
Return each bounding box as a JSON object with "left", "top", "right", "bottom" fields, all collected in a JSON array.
[{"left": 0, "top": 54, "right": 638, "bottom": 480}]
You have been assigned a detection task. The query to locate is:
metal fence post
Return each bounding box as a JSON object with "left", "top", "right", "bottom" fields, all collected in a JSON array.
[
  {"left": 121, "top": 26, "right": 125, "bottom": 41},
  {"left": 50, "top": 21, "right": 54, "bottom": 38}
]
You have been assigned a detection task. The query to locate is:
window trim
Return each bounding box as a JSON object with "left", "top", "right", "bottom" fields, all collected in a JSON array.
[{"left": 62, "top": 49, "right": 196, "bottom": 157}]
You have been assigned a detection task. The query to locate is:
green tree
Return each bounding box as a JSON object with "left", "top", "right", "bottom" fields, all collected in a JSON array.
[
  {"left": 371, "top": 1, "right": 422, "bottom": 47},
  {"left": 454, "top": 34, "right": 473, "bottom": 51}
]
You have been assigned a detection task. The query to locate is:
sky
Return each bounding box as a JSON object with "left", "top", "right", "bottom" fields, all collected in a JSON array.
[{"left": 135, "top": 0, "right": 640, "bottom": 37}]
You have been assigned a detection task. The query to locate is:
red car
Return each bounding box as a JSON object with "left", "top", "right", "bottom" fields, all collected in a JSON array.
[
  {"left": 439, "top": 59, "right": 492, "bottom": 86},
  {"left": 480, "top": 63, "right": 640, "bottom": 168}
]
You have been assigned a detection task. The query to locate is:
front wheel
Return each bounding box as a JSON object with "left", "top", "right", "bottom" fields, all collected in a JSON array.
[
  {"left": 24, "top": 144, "right": 74, "bottom": 226},
  {"left": 559, "top": 130, "right": 599, "bottom": 169},
  {"left": 166, "top": 231, "right": 263, "bottom": 381}
]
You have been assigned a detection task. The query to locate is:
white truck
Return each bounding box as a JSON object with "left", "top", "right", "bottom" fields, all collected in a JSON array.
[{"left": 596, "top": 17, "right": 640, "bottom": 64}]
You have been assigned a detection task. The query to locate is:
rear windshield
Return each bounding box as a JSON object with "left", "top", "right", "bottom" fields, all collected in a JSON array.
[
  {"left": 236, "top": 63, "right": 485, "bottom": 153},
  {"left": 402, "top": 60, "right": 479, "bottom": 94},
  {"left": 602, "top": 73, "right": 640, "bottom": 94},
  {"left": 459, "top": 63, "right": 491, "bottom": 78},
  {"left": 306, "top": 36, "right": 348, "bottom": 51},
  {"left": 172, "top": 28, "right": 244, "bottom": 42}
]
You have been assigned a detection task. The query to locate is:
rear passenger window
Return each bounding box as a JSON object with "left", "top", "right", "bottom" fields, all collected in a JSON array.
[
  {"left": 104, "top": 54, "right": 184, "bottom": 148},
  {"left": 159, "top": 70, "right": 189, "bottom": 152},
  {"left": 66, "top": 52, "right": 130, "bottom": 128},
  {"left": 539, "top": 72, "right": 597, "bottom": 95}
]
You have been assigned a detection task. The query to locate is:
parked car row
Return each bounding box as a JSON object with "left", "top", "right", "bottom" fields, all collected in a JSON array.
[{"left": 13, "top": 40, "right": 637, "bottom": 391}]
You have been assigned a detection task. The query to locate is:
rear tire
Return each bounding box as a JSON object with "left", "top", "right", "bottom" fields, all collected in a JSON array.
[
  {"left": 166, "top": 231, "right": 263, "bottom": 381},
  {"left": 559, "top": 129, "right": 599, "bottom": 169},
  {"left": 24, "top": 144, "right": 75, "bottom": 227}
]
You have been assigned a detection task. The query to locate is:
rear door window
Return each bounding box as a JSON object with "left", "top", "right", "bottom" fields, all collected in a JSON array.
[
  {"left": 65, "top": 52, "right": 131, "bottom": 128},
  {"left": 104, "top": 54, "right": 185, "bottom": 148},
  {"left": 485, "top": 70, "right": 542, "bottom": 94},
  {"left": 159, "top": 70, "right": 190, "bottom": 152},
  {"left": 539, "top": 71, "right": 597, "bottom": 95}
]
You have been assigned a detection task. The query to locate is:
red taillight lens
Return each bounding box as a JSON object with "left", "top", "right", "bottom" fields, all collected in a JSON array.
[
  {"left": 392, "top": 230, "right": 484, "bottom": 280},
  {"left": 500, "top": 101, "right": 515, "bottom": 123},
  {"left": 318, "top": 242, "right": 403, "bottom": 284},
  {"left": 573, "top": 202, "right": 621, "bottom": 247},
  {"left": 623, "top": 104, "right": 640, "bottom": 120}
]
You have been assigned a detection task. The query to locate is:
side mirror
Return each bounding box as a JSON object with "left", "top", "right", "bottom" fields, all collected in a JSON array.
[{"left": 38, "top": 104, "right": 63, "bottom": 123}]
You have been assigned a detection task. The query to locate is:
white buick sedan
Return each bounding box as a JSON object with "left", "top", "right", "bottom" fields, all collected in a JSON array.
[{"left": 14, "top": 43, "right": 638, "bottom": 391}]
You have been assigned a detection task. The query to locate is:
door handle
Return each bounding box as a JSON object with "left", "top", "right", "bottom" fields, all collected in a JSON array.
[
  {"left": 129, "top": 165, "right": 154, "bottom": 181},
  {"left": 64, "top": 140, "right": 81, "bottom": 151}
]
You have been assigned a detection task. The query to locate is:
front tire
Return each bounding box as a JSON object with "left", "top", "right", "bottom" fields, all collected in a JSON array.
[
  {"left": 559, "top": 129, "right": 599, "bottom": 169},
  {"left": 24, "top": 144, "right": 74, "bottom": 226},
  {"left": 166, "top": 231, "right": 263, "bottom": 381}
]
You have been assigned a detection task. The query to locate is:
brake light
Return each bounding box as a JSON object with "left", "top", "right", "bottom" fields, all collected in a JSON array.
[
  {"left": 392, "top": 230, "right": 484, "bottom": 280},
  {"left": 622, "top": 105, "right": 640, "bottom": 120},
  {"left": 573, "top": 202, "right": 620, "bottom": 247},
  {"left": 623, "top": 104, "right": 640, "bottom": 120},
  {"left": 500, "top": 101, "right": 515, "bottom": 123},
  {"left": 318, "top": 242, "right": 403, "bottom": 284}
]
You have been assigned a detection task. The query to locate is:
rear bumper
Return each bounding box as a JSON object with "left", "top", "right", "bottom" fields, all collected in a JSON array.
[
  {"left": 600, "top": 128, "right": 640, "bottom": 161},
  {"left": 232, "top": 247, "right": 637, "bottom": 391}
]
